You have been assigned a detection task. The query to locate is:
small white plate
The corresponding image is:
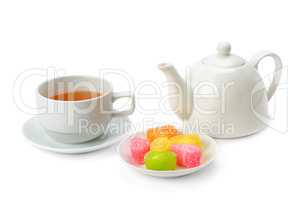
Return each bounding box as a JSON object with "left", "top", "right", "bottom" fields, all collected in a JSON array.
[
  {"left": 118, "top": 132, "right": 217, "bottom": 178},
  {"left": 23, "top": 117, "right": 131, "bottom": 154}
]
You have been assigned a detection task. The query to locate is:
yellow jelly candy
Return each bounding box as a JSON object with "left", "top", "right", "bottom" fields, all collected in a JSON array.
[
  {"left": 150, "top": 137, "right": 171, "bottom": 152},
  {"left": 170, "top": 133, "right": 203, "bottom": 149}
]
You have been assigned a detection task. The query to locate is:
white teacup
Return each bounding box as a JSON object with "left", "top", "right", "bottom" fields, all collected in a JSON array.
[{"left": 36, "top": 75, "right": 135, "bottom": 144}]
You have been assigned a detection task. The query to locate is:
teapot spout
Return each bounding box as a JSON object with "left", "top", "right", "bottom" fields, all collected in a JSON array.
[{"left": 158, "top": 63, "right": 193, "bottom": 120}]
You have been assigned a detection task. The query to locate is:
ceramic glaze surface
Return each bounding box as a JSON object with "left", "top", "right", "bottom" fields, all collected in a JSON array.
[
  {"left": 188, "top": 60, "right": 269, "bottom": 138},
  {"left": 36, "top": 76, "right": 135, "bottom": 143},
  {"left": 159, "top": 42, "right": 283, "bottom": 138},
  {"left": 23, "top": 117, "right": 132, "bottom": 154},
  {"left": 118, "top": 132, "right": 216, "bottom": 178}
]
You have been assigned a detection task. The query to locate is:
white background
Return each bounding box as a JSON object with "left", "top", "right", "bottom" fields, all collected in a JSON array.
[{"left": 0, "top": 0, "right": 297, "bottom": 199}]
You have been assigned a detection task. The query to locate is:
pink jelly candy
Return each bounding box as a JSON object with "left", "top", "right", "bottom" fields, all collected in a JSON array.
[
  {"left": 130, "top": 137, "right": 150, "bottom": 164},
  {"left": 171, "top": 144, "right": 201, "bottom": 168}
]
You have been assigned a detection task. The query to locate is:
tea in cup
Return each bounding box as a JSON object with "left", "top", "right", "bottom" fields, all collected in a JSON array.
[{"left": 36, "top": 75, "right": 135, "bottom": 144}]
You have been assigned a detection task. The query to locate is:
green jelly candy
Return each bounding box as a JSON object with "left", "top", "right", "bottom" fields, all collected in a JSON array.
[{"left": 144, "top": 151, "right": 176, "bottom": 170}]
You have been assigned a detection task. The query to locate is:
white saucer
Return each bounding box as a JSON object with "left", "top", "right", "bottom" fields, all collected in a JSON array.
[
  {"left": 118, "top": 132, "right": 217, "bottom": 178},
  {"left": 23, "top": 117, "right": 132, "bottom": 154}
]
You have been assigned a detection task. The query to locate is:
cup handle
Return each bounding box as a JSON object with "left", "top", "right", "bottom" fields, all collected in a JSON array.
[
  {"left": 249, "top": 51, "right": 283, "bottom": 101},
  {"left": 112, "top": 91, "right": 135, "bottom": 117}
]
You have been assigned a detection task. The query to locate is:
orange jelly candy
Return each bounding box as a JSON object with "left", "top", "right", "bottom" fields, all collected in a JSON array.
[{"left": 146, "top": 125, "right": 179, "bottom": 143}]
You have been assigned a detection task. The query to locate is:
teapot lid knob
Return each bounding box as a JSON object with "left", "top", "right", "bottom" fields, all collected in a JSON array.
[
  {"left": 217, "top": 42, "right": 231, "bottom": 56},
  {"left": 201, "top": 42, "right": 245, "bottom": 68}
]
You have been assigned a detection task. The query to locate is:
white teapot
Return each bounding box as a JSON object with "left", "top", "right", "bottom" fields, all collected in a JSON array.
[{"left": 158, "top": 42, "right": 283, "bottom": 138}]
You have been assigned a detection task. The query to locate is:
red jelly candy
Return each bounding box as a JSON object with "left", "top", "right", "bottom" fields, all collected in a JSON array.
[
  {"left": 171, "top": 144, "right": 201, "bottom": 168},
  {"left": 130, "top": 137, "right": 150, "bottom": 164}
]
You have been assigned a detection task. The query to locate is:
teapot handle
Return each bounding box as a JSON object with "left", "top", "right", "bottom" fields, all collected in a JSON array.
[{"left": 249, "top": 51, "right": 283, "bottom": 101}]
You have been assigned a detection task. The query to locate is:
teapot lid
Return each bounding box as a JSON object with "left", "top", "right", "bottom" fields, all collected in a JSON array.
[{"left": 201, "top": 42, "right": 245, "bottom": 68}]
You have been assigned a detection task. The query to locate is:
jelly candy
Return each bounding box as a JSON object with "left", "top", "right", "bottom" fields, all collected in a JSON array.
[
  {"left": 146, "top": 125, "right": 179, "bottom": 143},
  {"left": 159, "top": 125, "right": 179, "bottom": 138},
  {"left": 146, "top": 128, "right": 160, "bottom": 143},
  {"left": 130, "top": 137, "right": 150, "bottom": 164},
  {"left": 170, "top": 133, "right": 203, "bottom": 149},
  {"left": 150, "top": 137, "right": 171, "bottom": 152},
  {"left": 171, "top": 144, "right": 201, "bottom": 168},
  {"left": 144, "top": 151, "right": 177, "bottom": 170}
]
